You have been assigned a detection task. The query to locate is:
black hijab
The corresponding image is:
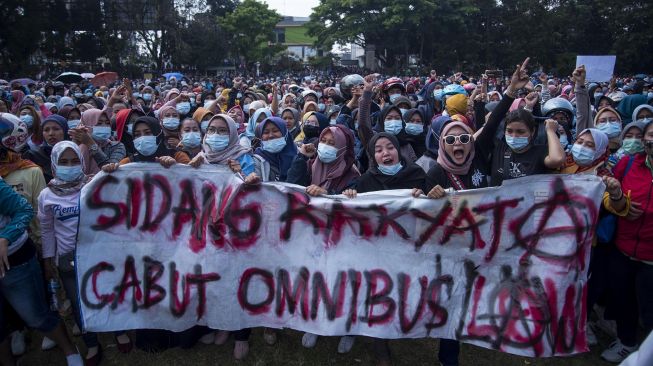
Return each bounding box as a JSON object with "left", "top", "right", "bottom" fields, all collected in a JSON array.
[
  {"left": 130, "top": 116, "right": 174, "bottom": 162},
  {"left": 356, "top": 132, "right": 426, "bottom": 193}
]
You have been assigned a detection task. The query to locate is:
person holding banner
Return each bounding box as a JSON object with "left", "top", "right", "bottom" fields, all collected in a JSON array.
[
  {"left": 253, "top": 116, "right": 298, "bottom": 182},
  {"left": 177, "top": 117, "right": 203, "bottom": 159}
]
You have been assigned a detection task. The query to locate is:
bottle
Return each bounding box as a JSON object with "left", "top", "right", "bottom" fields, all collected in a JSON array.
[{"left": 48, "top": 279, "right": 61, "bottom": 312}]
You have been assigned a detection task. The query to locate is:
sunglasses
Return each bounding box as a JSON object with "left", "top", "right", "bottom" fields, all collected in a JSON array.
[{"left": 443, "top": 134, "right": 472, "bottom": 145}]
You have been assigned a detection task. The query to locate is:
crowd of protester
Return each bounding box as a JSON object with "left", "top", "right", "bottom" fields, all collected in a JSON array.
[{"left": 1, "top": 59, "right": 652, "bottom": 366}]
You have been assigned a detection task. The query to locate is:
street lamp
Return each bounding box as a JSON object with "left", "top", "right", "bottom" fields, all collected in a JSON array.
[{"left": 256, "top": 61, "right": 261, "bottom": 77}]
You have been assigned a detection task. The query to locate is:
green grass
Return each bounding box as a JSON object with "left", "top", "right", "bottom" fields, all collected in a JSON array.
[{"left": 18, "top": 326, "right": 614, "bottom": 365}]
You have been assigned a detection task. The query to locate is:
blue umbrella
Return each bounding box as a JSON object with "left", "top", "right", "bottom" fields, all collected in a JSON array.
[
  {"left": 163, "top": 72, "right": 184, "bottom": 81},
  {"left": 10, "top": 78, "right": 36, "bottom": 86}
]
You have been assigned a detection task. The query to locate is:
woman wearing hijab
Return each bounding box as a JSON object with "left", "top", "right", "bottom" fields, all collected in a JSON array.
[
  {"left": 38, "top": 141, "right": 122, "bottom": 366},
  {"left": 58, "top": 105, "right": 82, "bottom": 130},
  {"left": 280, "top": 107, "right": 301, "bottom": 139},
  {"left": 192, "top": 107, "right": 214, "bottom": 134},
  {"left": 114, "top": 108, "right": 145, "bottom": 156},
  {"left": 560, "top": 128, "right": 611, "bottom": 175},
  {"left": 24, "top": 114, "right": 70, "bottom": 182},
  {"left": 72, "top": 108, "right": 126, "bottom": 171},
  {"left": 227, "top": 105, "right": 246, "bottom": 135},
  {"left": 340, "top": 132, "right": 426, "bottom": 365},
  {"left": 17, "top": 105, "right": 43, "bottom": 151},
  {"left": 243, "top": 105, "right": 272, "bottom": 149},
  {"left": 402, "top": 108, "right": 428, "bottom": 158},
  {"left": 253, "top": 117, "right": 298, "bottom": 182},
  {"left": 156, "top": 104, "right": 183, "bottom": 151},
  {"left": 294, "top": 111, "right": 329, "bottom": 145},
  {"left": 189, "top": 114, "right": 255, "bottom": 177},
  {"left": 614, "top": 121, "right": 646, "bottom": 161},
  {"left": 101, "top": 116, "right": 184, "bottom": 173}
]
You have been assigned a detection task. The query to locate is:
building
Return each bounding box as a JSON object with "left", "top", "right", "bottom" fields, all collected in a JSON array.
[{"left": 273, "top": 16, "right": 322, "bottom": 62}]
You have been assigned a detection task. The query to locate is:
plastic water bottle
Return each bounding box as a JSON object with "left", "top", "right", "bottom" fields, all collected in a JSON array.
[{"left": 48, "top": 279, "right": 60, "bottom": 312}]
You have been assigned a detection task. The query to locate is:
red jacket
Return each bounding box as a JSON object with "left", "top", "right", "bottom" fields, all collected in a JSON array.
[{"left": 613, "top": 154, "right": 653, "bottom": 261}]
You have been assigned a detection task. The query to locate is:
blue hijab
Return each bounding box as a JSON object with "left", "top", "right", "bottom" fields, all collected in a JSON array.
[
  {"left": 425, "top": 115, "right": 452, "bottom": 158},
  {"left": 254, "top": 117, "right": 298, "bottom": 181}
]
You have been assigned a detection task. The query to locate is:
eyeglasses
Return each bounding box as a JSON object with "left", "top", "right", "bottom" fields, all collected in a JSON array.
[{"left": 443, "top": 134, "right": 472, "bottom": 145}]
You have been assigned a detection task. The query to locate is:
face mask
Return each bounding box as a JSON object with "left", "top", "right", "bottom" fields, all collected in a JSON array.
[
  {"left": 596, "top": 122, "right": 621, "bottom": 138},
  {"left": 201, "top": 120, "right": 210, "bottom": 133},
  {"left": 55, "top": 165, "right": 83, "bottom": 182},
  {"left": 262, "top": 136, "right": 287, "bottom": 153},
  {"left": 639, "top": 117, "right": 652, "bottom": 124},
  {"left": 19, "top": 115, "right": 34, "bottom": 128},
  {"left": 559, "top": 135, "right": 569, "bottom": 149},
  {"left": 102, "top": 91, "right": 109, "bottom": 98},
  {"left": 317, "top": 143, "right": 338, "bottom": 163},
  {"left": 204, "top": 101, "right": 214, "bottom": 109},
  {"left": 571, "top": 143, "right": 595, "bottom": 166},
  {"left": 134, "top": 135, "right": 158, "bottom": 156},
  {"left": 316, "top": 92, "right": 323, "bottom": 98},
  {"left": 303, "top": 125, "right": 320, "bottom": 138},
  {"left": 505, "top": 135, "right": 530, "bottom": 150},
  {"left": 330, "top": 119, "right": 337, "bottom": 125},
  {"left": 67, "top": 119, "right": 81, "bottom": 129},
  {"left": 143, "top": 93, "right": 152, "bottom": 101},
  {"left": 126, "top": 124, "right": 133, "bottom": 135},
  {"left": 355, "top": 122, "right": 359, "bottom": 130},
  {"left": 384, "top": 119, "right": 403, "bottom": 135},
  {"left": 92, "top": 126, "right": 112, "bottom": 140},
  {"left": 318, "top": 103, "right": 326, "bottom": 112},
  {"left": 176, "top": 102, "right": 191, "bottom": 115},
  {"left": 162, "top": 117, "right": 180, "bottom": 130},
  {"left": 189, "top": 99, "right": 196, "bottom": 107},
  {"left": 399, "top": 108, "right": 408, "bottom": 116},
  {"left": 622, "top": 138, "right": 644, "bottom": 154},
  {"left": 85, "top": 92, "right": 93, "bottom": 97},
  {"left": 405, "top": 123, "right": 423, "bottom": 135},
  {"left": 74, "top": 93, "right": 83, "bottom": 98},
  {"left": 204, "top": 134, "right": 230, "bottom": 151},
  {"left": 243, "top": 103, "right": 250, "bottom": 112},
  {"left": 237, "top": 93, "right": 243, "bottom": 99},
  {"left": 389, "top": 94, "right": 401, "bottom": 104},
  {"left": 181, "top": 132, "right": 201, "bottom": 148},
  {"left": 378, "top": 162, "right": 403, "bottom": 176},
  {"left": 648, "top": 92, "right": 653, "bottom": 99}
]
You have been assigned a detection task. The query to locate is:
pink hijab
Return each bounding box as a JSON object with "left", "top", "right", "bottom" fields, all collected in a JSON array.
[
  {"left": 436, "top": 121, "right": 475, "bottom": 175},
  {"left": 310, "top": 125, "right": 360, "bottom": 192},
  {"left": 228, "top": 105, "right": 246, "bottom": 134},
  {"left": 509, "top": 98, "right": 525, "bottom": 112},
  {"left": 11, "top": 90, "right": 25, "bottom": 114}
]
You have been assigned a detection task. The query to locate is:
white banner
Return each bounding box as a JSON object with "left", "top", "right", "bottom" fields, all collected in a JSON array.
[
  {"left": 77, "top": 164, "right": 605, "bottom": 357},
  {"left": 576, "top": 55, "right": 616, "bottom": 83}
]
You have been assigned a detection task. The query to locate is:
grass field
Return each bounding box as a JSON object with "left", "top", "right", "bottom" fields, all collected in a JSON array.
[{"left": 18, "top": 327, "right": 615, "bottom": 366}]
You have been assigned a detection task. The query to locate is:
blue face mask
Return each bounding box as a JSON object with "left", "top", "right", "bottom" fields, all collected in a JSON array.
[
  {"left": 181, "top": 132, "right": 201, "bottom": 148},
  {"left": 162, "top": 117, "right": 180, "bottom": 130},
  {"left": 243, "top": 103, "right": 250, "bottom": 112},
  {"left": 593, "top": 92, "right": 603, "bottom": 100},
  {"left": 204, "top": 101, "right": 214, "bottom": 109},
  {"left": 133, "top": 135, "right": 158, "bottom": 156},
  {"left": 204, "top": 134, "right": 230, "bottom": 151},
  {"left": 19, "top": 115, "right": 34, "bottom": 128},
  {"left": 74, "top": 93, "right": 83, "bottom": 99},
  {"left": 85, "top": 92, "right": 93, "bottom": 97},
  {"left": 505, "top": 135, "right": 530, "bottom": 150},
  {"left": 92, "top": 126, "right": 112, "bottom": 140},
  {"left": 176, "top": 102, "right": 191, "bottom": 115},
  {"left": 384, "top": 119, "right": 403, "bottom": 135},
  {"left": 559, "top": 135, "right": 569, "bottom": 149},
  {"left": 354, "top": 122, "right": 359, "bottom": 130},
  {"left": 68, "top": 119, "right": 81, "bottom": 129},
  {"left": 330, "top": 119, "right": 337, "bottom": 125},
  {"left": 596, "top": 122, "right": 621, "bottom": 138},
  {"left": 571, "top": 143, "right": 595, "bottom": 166},
  {"left": 648, "top": 92, "right": 653, "bottom": 100},
  {"left": 262, "top": 136, "right": 287, "bottom": 153},
  {"left": 399, "top": 108, "right": 408, "bottom": 116},
  {"left": 405, "top": 123, "right": 423, "bottom": 135},
  {"left": 201, "top": 120, "right": 210, "bottom": 133},
  {"left": 55, "top": 165, "right": 83, "bottom": 182},
  {"left": 389, "top": 94, "right": 401, "bottom": 104},
  {"left": 378, "top": 162, "right": 403, "bottom": 175},
  {"left": 143, "top": 93, "right": 152, "bottom": 101},
  {"left": 318, "top": 103, "right": 326, "bottom": 112},
  {"left": 126, "top": 124, "right": 133, "bottom": 135},
  {"left": 317, "top": 143, "right": 338, "bottom": 163}
]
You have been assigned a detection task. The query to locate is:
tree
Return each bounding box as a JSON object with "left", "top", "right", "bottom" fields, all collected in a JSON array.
[
  {"left": 219, "top": 0, "right": 283, "bottom": 69},
  {"left": 0, "top": 0, "right": 47, "bottom": 76}
]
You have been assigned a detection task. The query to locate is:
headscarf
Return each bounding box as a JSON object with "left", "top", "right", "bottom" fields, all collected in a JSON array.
[
  {"left": 299, "top": 111, "right": 329, "bottom": 144},
  {"left": 487, "top": 91, "right": 502, "bottom": 101},
  {"left": 80, "top": 108, "right": 109, "bottom": 128},
  {"left": 632, "top": 104, "right": 653, "bottom": 122},
  {"left": 10, "top": 90, "right": 25, "bottom": 114},
  {"left": 436, "top": 121, "right": 475, "bottom": 175},
  {"left": 227, "top": 105, "right": 246, "bottom": 134},
  {"left": 192, "top": 107, "right": 213, "bottom": 124},
  {"left": 359, "top": 132, "right": 426, "bottom": 192},
  {"left": 157, "top": 105, "right": 177, "bottom": 123},
  {"left": 130, "top": 116, "right": 166, "bottom": 162},
  {"left": 310, "top": 125, "right": 360, "bottom": 192},
  {"left": 509, "top": 98, "right": 525, "bottom": 112},
  {"left": 245, "top": 107, "right": 272, "bottom": 138},
  {"left": 593, "top": 106, "right": 622, "bottom": 127},
  {"left": 302, "top": 101, "right": 318, "bottom": 116},
  {"left": 41, "top": 115, "right": 70, "bottom": 153},
  {"left": 425, "top": 116, "right": 452, "bottom": 158},
  {"left": 564, "top": 128, "right": 610, "bottom": 175},
  {"left": 58, "top": 96, "right": 75, "bottom": 110},
  {"left": 0, "top": 114, "right": 37, "bottom": 177},
  {"left": 202, "top": 114, "right": 251, "bottom": 165},
  {"left": 164, "top": 88, "right": 180, "bottom": 102},
  {"left": 57, "top": 105, "right": 80, "bottom": 120},
  {"left": 620, "top": 120, "right": 646, "bottom": 141},
  {"left": 48, "top": 141, "right": 89, "bottom": 196},
  {"left": 445, "top": 94, "right": 468, "bottom": 116},
  {"left": 616, "top": 94, "right": 647, "bottom": 124},
  {"left": 281, "top": 107, "right": 301, "bottom": 138},
  {"left": 254, "top": 117, "right": 297, "bottom": 181}
]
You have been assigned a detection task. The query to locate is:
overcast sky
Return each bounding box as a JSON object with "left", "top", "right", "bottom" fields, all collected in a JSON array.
[{"left": 261, "top": 0, "right": 319, "bottom": 17}]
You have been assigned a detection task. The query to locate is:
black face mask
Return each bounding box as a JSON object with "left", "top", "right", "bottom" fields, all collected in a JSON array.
[{"left": 303, "top": 125, "right": 320, "bottom": 139}]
